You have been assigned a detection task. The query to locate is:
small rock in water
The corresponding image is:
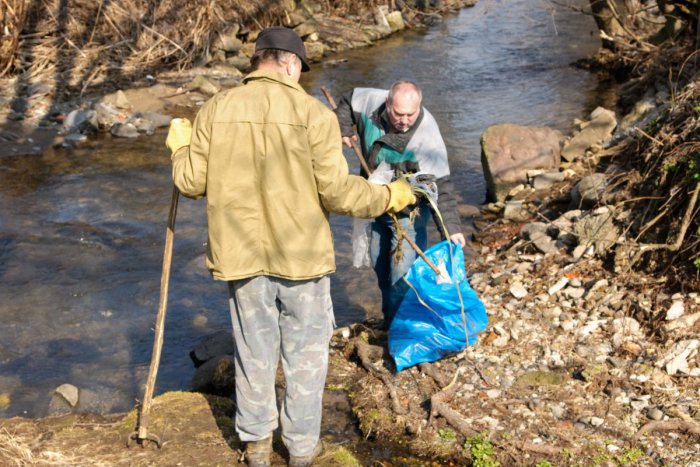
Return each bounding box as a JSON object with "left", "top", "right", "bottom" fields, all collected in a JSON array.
[{"left": 55, "top": 383, "right": 80, "bottom": 407}]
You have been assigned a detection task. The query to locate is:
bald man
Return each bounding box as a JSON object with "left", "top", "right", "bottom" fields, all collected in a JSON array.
[{"left": 335, "top": 81, "right": 466, "bottom": 330}]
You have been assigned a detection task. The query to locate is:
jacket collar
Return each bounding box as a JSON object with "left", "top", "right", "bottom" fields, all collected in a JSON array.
[{"left": 242, "top": 69, "right": 306, "bottom": 93}]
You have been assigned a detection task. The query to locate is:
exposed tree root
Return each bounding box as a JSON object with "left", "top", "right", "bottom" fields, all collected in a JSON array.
[
  {"left": 633, "top": 419, "right": 700, "bottom": 442},
  {"left": 345, "top": 336, "right": 407, "bottom": 415}
]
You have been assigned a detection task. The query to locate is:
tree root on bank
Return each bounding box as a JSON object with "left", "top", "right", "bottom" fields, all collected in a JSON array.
[
  {"left": 345, "top": 336, "right": 407, "bottom": 415},
  {"left": 418, "top": 362, "right": 451, "bottom": 388},
  {"left": 633, "top": 419, "right": 700, "bottom": 442}
]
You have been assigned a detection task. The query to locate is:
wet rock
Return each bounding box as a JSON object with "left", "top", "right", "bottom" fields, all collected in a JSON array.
[
  {"left": 481, "top": 123, "right": 563, "bottom": 202},
  {"left": 126, "top": 117, "right": 156, "bottom": 135},
  {"left": 305, "top": 41, "right": 326, "bottom": 62},
  {"left": 110, "top": 122, "right": 140, "bottom": 138},
  {"left": 190, "top": 330, "right": 235, "bottom": 366},
  {"left": 189, "top": 75, "right": 221, "bottom": 96},
  {"left": 55, "top": 383, "right": 80, "bottom": 407},
  {"left": 190, "top": 354, "right": 236, "bottom": 397},
  {"left": 60, "top": 109, "right": 98, "bottom": 135},
  {"left": 133, "top": 111, "right": 172, "bottom": 128},
  {"left": 63, "top": 133, "right": 89, "bottom": 146}
]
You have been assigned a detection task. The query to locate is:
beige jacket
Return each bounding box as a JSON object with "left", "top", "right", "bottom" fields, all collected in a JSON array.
[{"left": 172, "top": 70, "right": 389, "bottom": 281}]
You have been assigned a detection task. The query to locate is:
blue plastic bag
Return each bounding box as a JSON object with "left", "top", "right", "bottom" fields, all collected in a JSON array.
[{"left": 388, "top": 240, "right": 488, "bottom": 371}]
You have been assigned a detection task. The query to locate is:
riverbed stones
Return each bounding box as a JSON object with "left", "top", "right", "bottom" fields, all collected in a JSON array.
[
  {"left": 561, "top": 107, "right": 617, "bottom": 162},
  {"left": 481, "top": 123, "right": 563, "bottom": 202}
]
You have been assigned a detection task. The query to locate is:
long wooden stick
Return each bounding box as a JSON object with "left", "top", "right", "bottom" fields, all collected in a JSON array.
[
  {"left": 128, "top": 185, "right": 179, "bottom": 448},
  {"left": 320, "top": 85, "right": 373, "bottom": 175}
]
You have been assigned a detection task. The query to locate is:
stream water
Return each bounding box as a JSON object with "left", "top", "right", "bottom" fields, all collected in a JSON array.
[{"left": 0, "top": 0, "right": 604, "bottom": 418}]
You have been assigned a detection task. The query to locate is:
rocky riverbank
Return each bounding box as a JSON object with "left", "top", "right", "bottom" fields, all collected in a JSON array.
[
  {"left": 2, "top": 0, "right": 700, "bottom": 466},
  {"left": 0, "top": 0, "right": 477, "bottom": 158}
]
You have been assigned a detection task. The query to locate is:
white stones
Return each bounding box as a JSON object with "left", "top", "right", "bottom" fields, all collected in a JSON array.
[
  {"left": 509, "top": 282, "right": 528, "bottom": 299},
  {"left": 548, "top": 277, "right": 569, "bottom": 296},
  {"left": 665, "top": 300, "right": 685, "bottom": 320},
  {"left": 656, "top": 339, "right": 700, "bottom": 375}
]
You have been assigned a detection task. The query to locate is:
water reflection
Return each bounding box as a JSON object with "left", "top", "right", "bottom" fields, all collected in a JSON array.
[{"left": 0, "top": 0, "right": 601, "bottom": 417}]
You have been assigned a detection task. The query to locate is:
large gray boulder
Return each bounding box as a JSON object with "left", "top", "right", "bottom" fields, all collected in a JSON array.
[{"left": 481, "top": 123, "right": 563, "bottom": 202}]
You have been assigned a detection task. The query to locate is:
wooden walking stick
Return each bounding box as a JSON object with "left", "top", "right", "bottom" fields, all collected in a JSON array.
[
  {"left": 321, "top": 86, "right": 373, "bottom": 176},
  {"left": 320, "top": 86, "right": 441, "bottom": 276},
  {"left": 128, "top": 185, "right": 179, "bottom": 448}
]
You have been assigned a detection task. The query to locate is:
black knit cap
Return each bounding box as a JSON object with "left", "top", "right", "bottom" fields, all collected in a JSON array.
[{"left": 255, "top": 27, "right": 310, "bottom": 72}]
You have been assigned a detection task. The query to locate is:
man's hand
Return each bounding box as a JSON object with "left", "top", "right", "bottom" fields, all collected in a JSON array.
[
  {"left": 450, "top": 233, "right": 466, "bottom": 248},
  {"left": 166, "top": 118, "right": 192, "bottom": 156},
  {"left": 341, "top": 135, "right": 358, "bottom": 148},
  {"left": 386, "top": 178, "right": 417, "bottom": 214}
]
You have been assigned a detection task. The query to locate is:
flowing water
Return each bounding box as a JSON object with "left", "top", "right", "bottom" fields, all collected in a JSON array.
[{"left": 0, "top": 0, "right": 604, "bottom": 417}]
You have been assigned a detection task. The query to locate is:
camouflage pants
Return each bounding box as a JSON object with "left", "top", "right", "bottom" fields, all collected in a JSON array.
[{"left": 227, "top": 275, "right": 334, "bottom": 457}]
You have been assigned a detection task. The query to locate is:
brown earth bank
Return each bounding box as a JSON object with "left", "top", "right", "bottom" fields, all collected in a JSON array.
[{"left": 2, "top": 0, "right": 700, "bottom": 466}]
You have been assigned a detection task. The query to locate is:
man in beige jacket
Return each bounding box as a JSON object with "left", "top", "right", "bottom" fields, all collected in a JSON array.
[{"left": 165, "top": 27, "right": 414, "bottom": 467}]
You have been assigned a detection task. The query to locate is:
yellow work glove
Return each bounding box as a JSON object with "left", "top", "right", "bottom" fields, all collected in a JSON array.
[
  {"left": 386, "top": 178, "right": 417, "bottom": 214},
  {"left": 165, "top": 118, "right": 192, "bottom": 156}
]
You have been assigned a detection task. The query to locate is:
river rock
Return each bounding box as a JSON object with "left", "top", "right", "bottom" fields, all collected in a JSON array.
[
  {"left": 571, "top": 173, "right": 608, "bottom": 208},
  {"left": 305, "top": 41, "right": 326, "bottom": 62},
  {"left": 573, "top": 212, "right": 618, "bottom": 256},
  {"left": 480, "top": 123, "right": 562, "bottom": 202},
  {"left": 531, "top": 171, "right": 566, "bottom": 190},
  {"left": 561, "top": 107, "right": 617, "bottom": 161},
  {"left": 503, "top": 200, "right": 533, "bottom": 222},
  {"left": 665, "top": 300, "right": 685, "bottom": 320},
  {"left": 55, "top": 383, "right": 80, "bottom": 407},
  {"left": 189, "top": 75, "right": 221, "bottom": 96},
  {"left": 190, "top": 330, "right": 235, "bottom": 366},
  {"left": 227, "top": 55, "right": 251, "bottom": 72},
  {"left": 656, "top": 339, "right": 699, "bottom": 375},
  {"left": 294, "top": 20, "right": 318, "bottom": 39},
  {"left": 132, "top": 111, "right": 172, "bottom": 128},
  {"left": 60, "top": 109, "right": 98, "bottom": 135},
  {"left": 190, "top": 354, "right": 236, "bottom": 397},
  {"left": 666, "top": 312, "right": 700, "bottom": 331},
  {"left": 114, "top": 90, "right": 132, "bottom": 110},
  {"left": 213, "top": 26, "right": 242, "bottom": 53},
  {"left": 110, "top": 122, "right": 140, "bottom": 138}
]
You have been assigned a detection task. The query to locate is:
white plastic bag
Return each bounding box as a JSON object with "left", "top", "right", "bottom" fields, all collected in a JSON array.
[{"left": 351, "top": 164, "right": 393, "bottom": 268}]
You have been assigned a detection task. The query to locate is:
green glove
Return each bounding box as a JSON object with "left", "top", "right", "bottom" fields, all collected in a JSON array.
[
  {"left": 165, "top": 118, "right": 192, "bottom": 155},
  {"left": 386, "top": 178, "right": 417, "bottom": 214}
]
